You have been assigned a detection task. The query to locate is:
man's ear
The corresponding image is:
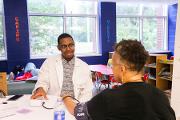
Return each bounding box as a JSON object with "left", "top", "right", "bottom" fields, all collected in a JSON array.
[
  {"left": 121, "top": 65, "right": 126, "bottom": 72},
  {"left": 57, "top": 45, "right": 61, "bottom": 51}
]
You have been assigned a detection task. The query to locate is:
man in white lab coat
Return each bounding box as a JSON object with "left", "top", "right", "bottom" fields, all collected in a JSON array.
[{"left": 31, "top": 33, "right": 93, "bottom": 102}]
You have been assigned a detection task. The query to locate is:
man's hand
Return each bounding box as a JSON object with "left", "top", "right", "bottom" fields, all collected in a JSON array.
[
  {"left": 63, "top": 96, "right": 77, "bottom": 115},
  {"left": 31, "top": 87, "right": 47, "bottom": 99}
]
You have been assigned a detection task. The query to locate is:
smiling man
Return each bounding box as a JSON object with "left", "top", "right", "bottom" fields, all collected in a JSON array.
[{"left": 31, "top": 33, "right": 93, "bottom": 102}]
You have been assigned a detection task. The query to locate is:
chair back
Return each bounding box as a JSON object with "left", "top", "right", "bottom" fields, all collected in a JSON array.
[{"left": 0, "top": 72, "right": 8, "bottom": 95}]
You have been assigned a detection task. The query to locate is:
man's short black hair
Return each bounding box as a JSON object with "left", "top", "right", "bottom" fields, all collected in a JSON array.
[{"left": 57, "top": 33, "right": 73, "bottom": 44}]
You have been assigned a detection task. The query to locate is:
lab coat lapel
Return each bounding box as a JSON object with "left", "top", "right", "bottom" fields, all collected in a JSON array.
[
  {"left": 73, "top": 58, "right": 81, "bottom": 98},
  {"left": 55, "top": 57, "right": 63, "bottom": 89}
]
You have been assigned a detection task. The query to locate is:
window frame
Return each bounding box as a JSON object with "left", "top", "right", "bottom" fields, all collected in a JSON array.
[
  {"left": 116, "top": 3, "right": 168, "bottom": 52},
  {"left": 28, "top": 0, "right": 99, "bottom": 59},
  {"left": 0, "top": 1, "right": 7, "bottom": 61}
]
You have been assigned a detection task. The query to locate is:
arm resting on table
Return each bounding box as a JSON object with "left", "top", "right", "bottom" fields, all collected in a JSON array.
[{"left": 63, "top": 96, "right": 90, "bottom": 120}]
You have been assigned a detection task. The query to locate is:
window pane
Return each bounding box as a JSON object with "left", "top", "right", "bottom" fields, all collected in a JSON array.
[
  {"left": 142, "top": 18, "right": 165, "bottom": 51},
  {"left": 29, "top": 16, "right": 63, "bottom": 58},
  {"left": 116, "top": 18, "right": 139, "bottom": 42},
  {"left": 0, "top": 0, "right": 5, "bottom": 60},
  {"left": 0, "top": 16, "right": 5, "bottom": 59},
  {"left": 0, "top": 0, "right": 2, "bottom": 13},
  {"left": 65, "top": 1, "right": 97, "bottom": 14},
  {"left": 28, "top": 1, "right": 98, "bottom": 57},
  {"left": 116, "top": 3, "right": 140, "bottom": 15},
  {"left": 143, "top": 5, "right": 165, "bottom": 16},
  {"left": 66, "top": 17, "right": 97, "bottom": 54},
  {"left": 28, "top": 0, "right": 64, "bottom": 14}
]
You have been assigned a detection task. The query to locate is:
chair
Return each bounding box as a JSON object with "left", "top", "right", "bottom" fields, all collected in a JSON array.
[
  {"left": 143, "top": 73, "right": 149, "bottom": 83},
  {"left": 91, "top": 71, "right": 98, "bottom": 88},
  {"left": 109, "top": 75, "right": 122, "bottom": 89},
  {"left": 0, "top": 89, "right": 6, "bottom": 98},
  {"left": 0, "top": 72, "right": 8, "bottom": 95},
  {"left": 95, "top": 72, "right": 111, "bottom": 91}
]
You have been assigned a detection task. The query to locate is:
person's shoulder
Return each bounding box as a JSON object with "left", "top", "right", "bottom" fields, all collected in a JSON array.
[
  {"left": 45, "top": 54, "right": 61, "bottom": 61},
  {"left": 145, "top": 83, "right": 166, "bottom": 96},
  {"left": 145, "top": 83, "right": 160, "bottom": 91},
  {"left": 99, "top": 88, "right": 113, "bottom": 96},
  {"left": 75, "top": 57, "right": 88, "bottom": 66}
]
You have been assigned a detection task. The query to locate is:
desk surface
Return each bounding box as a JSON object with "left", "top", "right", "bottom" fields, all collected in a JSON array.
[
  {"left": 89, "top": 64, "right": 113, "bottom": 75},
  {"left": 0, "top": 95, "right": 75, "bottom": 120}
]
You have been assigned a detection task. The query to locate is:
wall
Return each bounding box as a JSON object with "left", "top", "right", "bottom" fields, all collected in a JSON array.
[
  {"left": 0, "top": 1, "right": 116, "bottom": 72},
  {"left": 168, "top": 3, "right": 178, "bottom": 56},
  {"left": 0, "top": 1, "right": 178, "bottom": 72},
  {"left": 171, "top": 0, "right": 180, "bottom": 118},
  {"left": 3, "top": 0, "right": 29, "bottom": 72}
]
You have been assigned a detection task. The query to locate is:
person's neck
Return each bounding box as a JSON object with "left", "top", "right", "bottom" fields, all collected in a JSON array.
[
  {"left": 62, "top": 56, "right": 74, "bottom": 62},
  {"left": 123, "top": 72, "right": 143, "bottom": 83}
]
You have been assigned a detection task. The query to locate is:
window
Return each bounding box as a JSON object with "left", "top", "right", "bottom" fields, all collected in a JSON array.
[
  {"left": 116, "top": 17, "right": 139, "bottom": 41},
  {"left": 0, "top": 0, "right": 6, "bottom": 60},
  {"left": 28, "top": 0, "right": 98, "bottom": 58},
  {"left": 142, "top": 18, "right": 165, "bottom": 50},
  {"left": 116, "top": 3, "right": 167, "bottom": 51}
]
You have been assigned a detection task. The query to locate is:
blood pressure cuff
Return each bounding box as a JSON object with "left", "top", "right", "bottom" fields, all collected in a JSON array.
[{"left": 74, "top": 102, "right": 91, "bottom": 120}]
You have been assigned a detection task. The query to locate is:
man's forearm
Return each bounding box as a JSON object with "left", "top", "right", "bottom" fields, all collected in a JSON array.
[
  {"left": 31, "top": 87, "right": 47, "bottom": 99},
  {"left": 63, "top": 96, "right": 77, "bottom": 115},
  {"left": 63, "top": 96, "right": 91, "bottom": 120}
]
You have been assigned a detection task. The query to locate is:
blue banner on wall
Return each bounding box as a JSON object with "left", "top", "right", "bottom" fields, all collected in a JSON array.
[
  {"left": 4, "top": 0, "right": 29, "bottom": 72},
  {"left": 168, "top": 4, "right": 178, "bottom": 56},
  {"left": 99, "top": 2, "right": 116, "bottom": 56}
]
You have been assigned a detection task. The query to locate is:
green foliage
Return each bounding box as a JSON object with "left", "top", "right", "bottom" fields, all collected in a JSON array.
[
  {"left": 28, "top": 0, "right": 64, "bottom": 14},
  {"left": 117, "top": 18, "right": 139, "bottom": 41},
  {"left": 28, "top": 1, "right": 97, "bottom": 56},
  {"left": 29, "top": 16, "right": 63, "bottom": 56},
  {"left": 116, "top": 4, "right": 139, "bottom": 15},
  {"left": 116, "top": 4, "right": 166, "bottom": 51},
  {"left": 0, "top": 15, "right": 4, "bottom": 57}
]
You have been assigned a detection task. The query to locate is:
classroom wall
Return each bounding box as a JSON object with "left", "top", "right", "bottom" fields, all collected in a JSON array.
[
  {"left": 171, "top": 0, "right": 180, "bottom": 117},
  {"left": 3, "top": 0, "right": 29, "bottom": 72},
  {"left": 0, "top": 1, "right": 178, "bottom": 72},
  {"left": 0, "top": 1, "right": 116, "bottom": 72},
  {"left": 168, "top": 3, "right": 178, "bottom": 56}
]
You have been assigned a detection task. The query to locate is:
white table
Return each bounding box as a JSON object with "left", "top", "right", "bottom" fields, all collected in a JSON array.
[
  {"left": 0, "top": 95, "right": 76, "bottom": 120},
  {"left": 89, "top": 64, "right": 113, "bottom": 75}
]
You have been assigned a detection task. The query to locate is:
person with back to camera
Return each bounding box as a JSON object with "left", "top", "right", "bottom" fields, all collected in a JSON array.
[
  {"left": 62, "top": 39, "right": 176, "bottom": 120},
  {"left": 31, "top": 33, "right": 93, "bottom": 102}
]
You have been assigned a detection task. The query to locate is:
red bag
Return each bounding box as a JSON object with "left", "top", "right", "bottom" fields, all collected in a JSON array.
[{"left": 15, "top": 72, "right": 33, "bottom": 80}]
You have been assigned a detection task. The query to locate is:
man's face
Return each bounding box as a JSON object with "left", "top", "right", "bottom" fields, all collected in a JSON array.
[
  {"left": 58, "top": 37, "right": 75, "bottom": 61},
  {"left": 112, "top": 52, "right": 122, "bottom": 82}
]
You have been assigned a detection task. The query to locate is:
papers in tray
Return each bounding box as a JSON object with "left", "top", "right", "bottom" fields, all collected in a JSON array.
[
  {"left": 30, "top": 95, "right": 58, "bottom": 108},
  {"left": 0, "top": 102, "right": 18, "bottom": 119}
]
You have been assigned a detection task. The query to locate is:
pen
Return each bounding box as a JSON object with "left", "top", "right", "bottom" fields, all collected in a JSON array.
[
  {"left": 2, "top": 102, "right": 8, "bottom": 104},
  {"left": 0, "top": 113, "right": 16, "bottom": 119}
]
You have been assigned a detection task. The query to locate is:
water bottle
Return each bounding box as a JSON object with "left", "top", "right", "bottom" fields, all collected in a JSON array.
[
  {"left": 54, "top": 99, "right": 65, "bottom": 120},
  {"left": 54, "top": 110, "right": 65, "bottom": 120}
]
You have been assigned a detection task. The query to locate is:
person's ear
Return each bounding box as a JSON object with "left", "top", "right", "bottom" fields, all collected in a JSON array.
[
  {"left": 57, "top": 45, "right": 61, "bottom": 51},
  {"left": 121, "top": 65, "right": 126, "bottom": 73}
]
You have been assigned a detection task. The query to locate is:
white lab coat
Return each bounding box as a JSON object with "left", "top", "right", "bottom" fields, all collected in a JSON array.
[{"left": 33, "top": 55, "right": 93, "bottom": 102}]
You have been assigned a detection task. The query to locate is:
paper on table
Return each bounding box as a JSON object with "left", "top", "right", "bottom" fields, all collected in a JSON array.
[
  {"left": 0, "top": 102, "right": 18, "bottom": 119},
  {"left": 30, "top": 95, "right": 58, "bottom": 108}
]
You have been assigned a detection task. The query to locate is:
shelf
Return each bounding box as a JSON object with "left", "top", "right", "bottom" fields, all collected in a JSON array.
[
  {"left": 145, "top": 54, "right": 173, "bottom": 90},
  {"left": 0, "top": 72, "right": 7, "bottom": 95},
  {"left": 145, "top": 65, "right": 156, "bottom": 68},
  {"left": 149, "top": 76, "right": 156, "bottom": 81},
  {"left": 160, "top": 76, "right": 172, "bottom": 81},
  {"left": 158, "top": 60, "right": 173, "bottom": 65},
  {"left": 149, "top": 53, "right": 167, "bottom": 57}
]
